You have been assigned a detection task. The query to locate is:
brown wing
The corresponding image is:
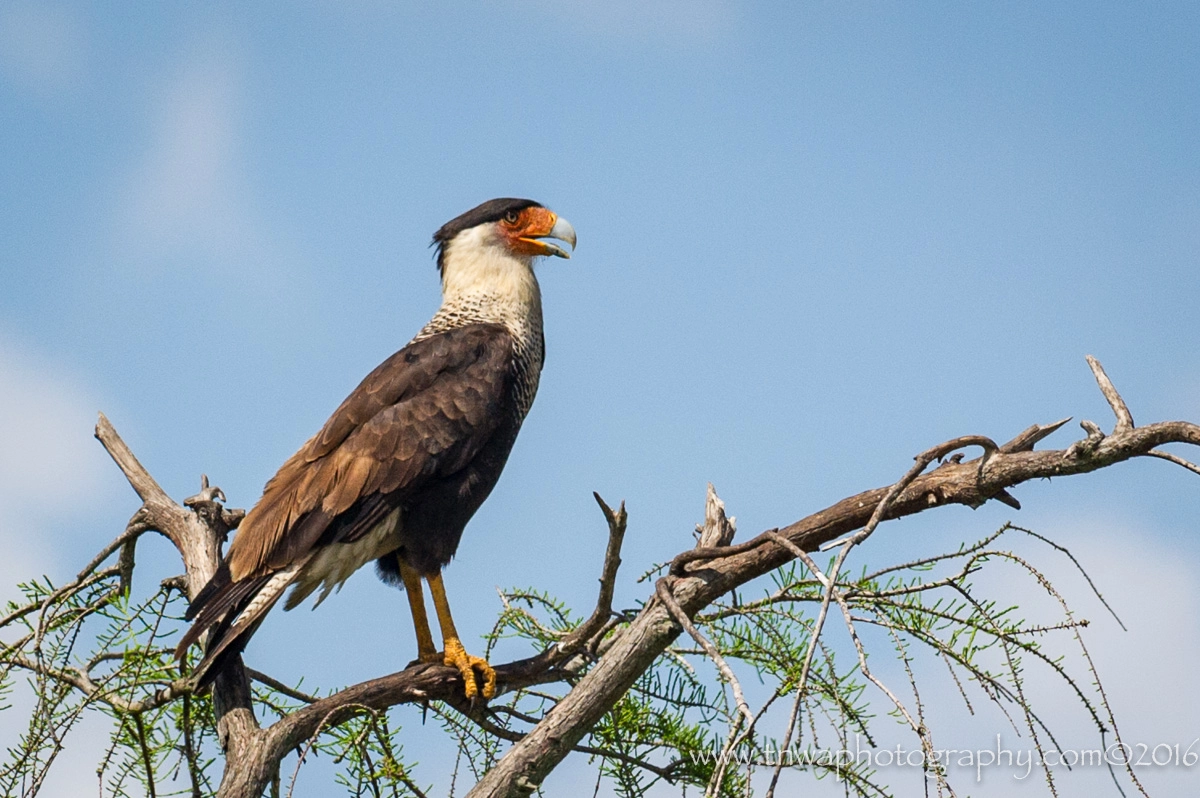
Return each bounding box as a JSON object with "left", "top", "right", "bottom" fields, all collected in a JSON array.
[{"left": 225, "top": 323, "right": 515, "bottom": 582}]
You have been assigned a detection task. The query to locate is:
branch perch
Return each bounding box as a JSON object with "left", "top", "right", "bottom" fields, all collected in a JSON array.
[
  {"left": 465, "top": 357, "right": 1200, "bottom": 797},
  {"left": 72, "top": 358, "right": 1199, "bottom": 798}
]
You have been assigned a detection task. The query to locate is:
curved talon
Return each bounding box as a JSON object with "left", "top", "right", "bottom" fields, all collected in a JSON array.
[{"left": 443, "top": 637, "right": 496, "bottom": 699}]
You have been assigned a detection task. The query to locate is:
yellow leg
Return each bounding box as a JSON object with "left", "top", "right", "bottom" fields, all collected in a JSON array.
[
  {"left": 427, "top": 571, "right": 496, "bottom": 700},
  {"left": 398, "top": 559, "right": 437, "bottom": 662}
]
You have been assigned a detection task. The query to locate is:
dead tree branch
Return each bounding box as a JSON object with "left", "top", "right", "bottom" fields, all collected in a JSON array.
[
  {"left": 1087, "top": 354, "right": 1134, "bottom": 432},
  {"left": 464, "top": 357, "right": 1200, "bottom": 798},
  {"left": 69, "top": 358, "right": 1199, "bottom": 798},
  {"left": 94, "top": 415, "right": 263, "bottom": 796},
  {"left": 1143, "top": 448, "right": 1200, "bottom": 476}
]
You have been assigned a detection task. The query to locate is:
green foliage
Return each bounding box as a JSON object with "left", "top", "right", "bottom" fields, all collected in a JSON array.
[
  {"left": 0, "top": 523, "right": 1136, "bottom": 797},
  {"left": 481, "top": 523, "right": 1129, "bottom": 797},
  {"left": 298, "top": 708, "right": 425, "bottom": 798},
  {"left": 0, "top": 556, "right": 426, "bottom": 798},
  {"left": 1, "top": 572, "right": 123, "bottom": 796}
]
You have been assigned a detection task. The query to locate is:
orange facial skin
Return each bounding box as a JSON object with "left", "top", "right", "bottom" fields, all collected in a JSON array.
[{"left": 503, "top": 206, "right": 566, "bottom": 257}]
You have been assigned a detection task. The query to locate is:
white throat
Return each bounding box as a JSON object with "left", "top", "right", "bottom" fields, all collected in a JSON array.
[{"left": 417, "top": 225, "right": 545, "bottom": 348}]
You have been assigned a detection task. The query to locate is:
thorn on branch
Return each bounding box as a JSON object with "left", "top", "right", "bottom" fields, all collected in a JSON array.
[
  {"left": 1000, "top": 417, "right": 1073, "bottom": 453},
  {"left": 991, "top": 489, "right": 1022, "bottom": 510}
]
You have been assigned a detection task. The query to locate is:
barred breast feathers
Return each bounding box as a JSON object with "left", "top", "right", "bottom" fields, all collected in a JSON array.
[{"left": 419, "top": 224, "right": 545, "bottom": 417}]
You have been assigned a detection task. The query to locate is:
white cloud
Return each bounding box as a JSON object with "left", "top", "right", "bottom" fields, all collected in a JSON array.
[
  {"left": 0, "top": 4, "right": 85, "bottom": 96},
  {"left": 0, "top": 337, "right": 107, "bottom": 603},
  {"left": 911, "top": 518, "right": 1200, "bottom": 797},
  {"left": 637, "top": 518, "right": 1200, "bottom": 798},
  {"left": 113, "top": 40, "right": 296, "bottom": 287},
  {"left": 121, "top": 54, "right": 240, "bottom": 245},
  {"left": 1039, "top": 522, "right": 1200, "bottom": 797},
  {"left": 0, "top": 336, "right": 128, "bottom": 798}
]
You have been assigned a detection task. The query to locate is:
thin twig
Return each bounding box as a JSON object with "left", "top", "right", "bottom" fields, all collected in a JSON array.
[
  {"left": 465, "top": 708, "right": 684, "bottom": 783},
  {"left": 286, "top": 703, "right": 375, "bottom": 798},
  {"left": 47, "top": 361, "right": 1195, "bottom": 798},
  {"left": 248, "top": 669, "right": 319, "bottom": 704},
  {"left": 655, "top": 580, "right": 754, "bottom": 727},
  {"left": 1144, "top": 449, "right": 1200, "bottom": 477},
  {"left": 554, "top": 494, "right": 628, "bottom": 659},
  {"left": 1008, "top": 524, "right": 1126, "bottom": 631},
  {"left": 133, "top": 712, "right": 159, "bottom": 798},
  {"left": 762, "top": 436, "right": 991, "bottom": 798}
]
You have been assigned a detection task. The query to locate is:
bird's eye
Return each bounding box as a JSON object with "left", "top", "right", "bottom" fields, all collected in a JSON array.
[{"left": 503, "top": 210, "right": 520, "bottom": 224}]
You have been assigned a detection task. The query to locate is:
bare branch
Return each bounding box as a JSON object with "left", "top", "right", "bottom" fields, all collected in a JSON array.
[
  {"left": 248, "top": 669, "right": 318, "bottom": 704},
  {"left": 0, "top": 566, "right": 120, "bottom": 632},
  {"left": 133, "top": 713, "right": 159, "bottom": 798},
  {"left": 1144, "top": 449, "right": 1200, "bottom": 477},
  {"left": 94, "top": 414, "right": 234, "bottom": 597},
  {"left": 95, "top": 413, "right": 171, "bottom": 508},
  {"left": 759, "top": 425, "right": 959, "bottom": 798},
  {"left": 286, "top": 703, "right": 375, "bottom": 798},
  {"left": 2, "top": 647, "right": 193, "bottom": 714},
  {"left": 1087, "top": 355, "right": 1134, "bottom": 432},
  {"left": 669, "top": 537, "right": 764, "bottom": 576},
  {"left": 555, "top": 494, "right": 628, "bottom": 657},
  {"left": 62, "top": 358, "right": 1197, "bottom": 798},
  {"left": 999, "top": 417, "right": 1072, "bottom": 453},
  {"left": 94, "top": 415, "right": 262, "bottom": 798},
  {"left": 654, "top": 580, "right": 753, "bottom": 727},
  {"left": 696, "top": 483, "right": 736, "bottom": 548},
  {"left": 461, "top": 708, "right": 684, "bottom": 784},
  {"left": 465, "top": 357, "right": 1200, "bottom": 798},
  {"left": 77, "top": 515, "right": 150, "bottom": 584}
]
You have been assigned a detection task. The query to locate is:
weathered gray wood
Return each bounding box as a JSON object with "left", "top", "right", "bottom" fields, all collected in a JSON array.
[
  {"left": 467, "top": 399, "right": 1200, "bottom": 795},
  {"left": 91, "top": 358, "right": 1200, "bottom": 798}
]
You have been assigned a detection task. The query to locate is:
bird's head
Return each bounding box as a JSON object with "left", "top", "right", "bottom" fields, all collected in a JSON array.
[{"left": 432, "top": 198, "right": 577, "bottom": 291}]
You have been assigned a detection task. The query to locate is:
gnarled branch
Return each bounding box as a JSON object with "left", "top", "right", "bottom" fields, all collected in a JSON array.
[
  {"left": 464, "top": 357, "right": 1200, "bottom": 797},
  {"left": 80, "top": 358, "right": 1199, "bottom": 798}
]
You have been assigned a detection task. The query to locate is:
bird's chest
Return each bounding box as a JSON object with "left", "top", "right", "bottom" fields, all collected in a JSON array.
[{"left": 509, "top": 323, "right": 544, "bottom": 420}]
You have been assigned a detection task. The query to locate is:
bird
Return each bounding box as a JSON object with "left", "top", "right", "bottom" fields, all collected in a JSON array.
[{"left": 176, "top": 198, "right": 576, "bottom": 700}]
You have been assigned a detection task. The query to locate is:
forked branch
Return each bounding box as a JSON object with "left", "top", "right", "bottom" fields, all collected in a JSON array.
[
  {"left": 70, "top": 358, "right": 1199, "bottom": 798},
  {"left": 465, "top": 357, "right": 1200, "bottom": 798}
]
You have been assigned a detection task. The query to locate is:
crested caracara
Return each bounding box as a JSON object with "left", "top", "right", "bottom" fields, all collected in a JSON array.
[{"left": 177, "top": 198, "right": 576, "bottom": 699}]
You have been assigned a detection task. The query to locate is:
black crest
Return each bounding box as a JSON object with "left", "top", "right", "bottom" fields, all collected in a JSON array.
[{"left": 432, "top": 198, "right": 543, "bottom": 273}]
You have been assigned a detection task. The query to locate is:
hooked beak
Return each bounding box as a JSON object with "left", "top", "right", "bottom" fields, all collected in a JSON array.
[{"left": 520, "top": 212, "right": 577, "bottom": 259}]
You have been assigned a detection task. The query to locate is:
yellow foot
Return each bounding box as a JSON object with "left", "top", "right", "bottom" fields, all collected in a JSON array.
[{"left": 443, "top": 637, "right": 496, "bottom": 700}]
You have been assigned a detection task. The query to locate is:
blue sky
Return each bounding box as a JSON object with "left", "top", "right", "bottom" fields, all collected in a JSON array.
[{"left": 1, "top": 2, "right": 1198, "bottom": 796}]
